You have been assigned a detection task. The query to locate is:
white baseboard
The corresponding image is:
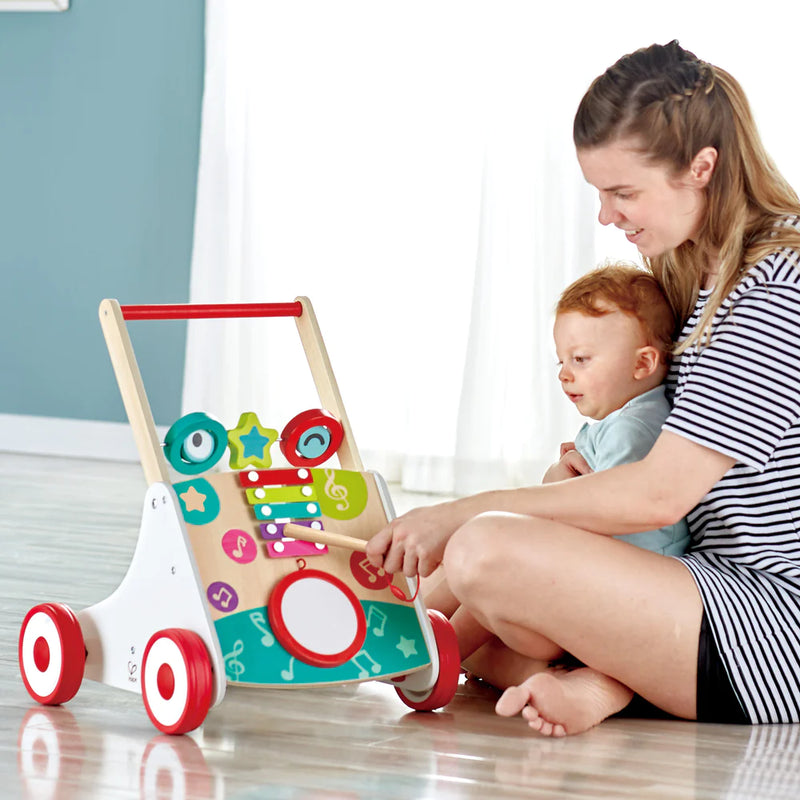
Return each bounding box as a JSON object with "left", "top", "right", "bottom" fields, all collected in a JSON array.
[{"left": 0, "top": 414, "right": 168, "bottom": 462}]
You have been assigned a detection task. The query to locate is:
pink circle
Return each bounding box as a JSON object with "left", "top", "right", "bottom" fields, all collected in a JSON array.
[{"left": 221, "top": 529, "right": 257, "bottom": 564}]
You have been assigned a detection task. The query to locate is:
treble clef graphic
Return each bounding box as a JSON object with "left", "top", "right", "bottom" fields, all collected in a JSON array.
[
  {"left": 224, "top": 639, "right": 245, "bottom": 681},
  {"left": 324, "top": 469, "right": 350, "bottom": 512}
]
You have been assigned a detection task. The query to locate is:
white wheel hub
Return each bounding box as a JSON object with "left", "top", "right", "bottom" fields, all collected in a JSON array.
[
  {"left": 143, "top": 637, "right": 189, "bottom": 728},
  {"left": 21, "top": 612, "right": 63, "bottom": 699}
]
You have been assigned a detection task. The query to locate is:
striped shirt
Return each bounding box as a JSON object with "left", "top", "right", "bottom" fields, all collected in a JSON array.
[{"left": 664, "top": 226, "right": 800, "bottom": 724}]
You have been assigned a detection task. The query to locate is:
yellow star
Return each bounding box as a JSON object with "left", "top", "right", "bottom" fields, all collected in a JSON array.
[
  {"left": 227, "top": 411, "right": 278, "bottom": 469},
  {"left": 179, "top": 485, "right": 207, "bottom": 513}
]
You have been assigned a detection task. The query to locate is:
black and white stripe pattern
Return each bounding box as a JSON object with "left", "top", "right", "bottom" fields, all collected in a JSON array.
[{"left": 665, "top": 222, "right": 800, "bottom": 723}]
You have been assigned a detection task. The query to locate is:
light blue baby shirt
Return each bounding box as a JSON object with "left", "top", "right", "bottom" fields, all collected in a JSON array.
[{"left": 574, "top": 385, "right": 690, "bottom": 556}]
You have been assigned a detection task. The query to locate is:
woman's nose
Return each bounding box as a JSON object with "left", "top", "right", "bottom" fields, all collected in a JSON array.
[{"left": 598, "top": 198, "right": 618, "bottom": 227}]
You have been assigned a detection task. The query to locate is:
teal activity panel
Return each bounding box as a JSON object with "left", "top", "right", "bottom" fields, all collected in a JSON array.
[{"left": 216, "top": 600, "right": 430, "bottom": 686}]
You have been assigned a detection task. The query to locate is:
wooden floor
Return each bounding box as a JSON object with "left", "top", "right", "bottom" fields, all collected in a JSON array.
[{"left": 4, "top": 452, "right": 800, "bottom": 799}]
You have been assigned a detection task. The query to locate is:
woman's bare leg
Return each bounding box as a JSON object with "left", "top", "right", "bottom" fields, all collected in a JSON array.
[
  {"left": 425, "top": 565, "right": 564, "bottom": 662},
  {"left": 442, "top": 512, "right": 702, "bottom": 735},
  {"left": 422, "top": 567, "right": 460, "bottom": 617}
]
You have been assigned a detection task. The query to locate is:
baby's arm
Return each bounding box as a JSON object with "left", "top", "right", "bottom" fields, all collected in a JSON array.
[{"left": 542, "top": 445, "right": 592, "bottom": 483}]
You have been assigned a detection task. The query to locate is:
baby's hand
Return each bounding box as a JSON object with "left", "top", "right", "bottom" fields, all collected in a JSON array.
[{"left": 542, "top": 448, "right": 592, "bottom": 483}]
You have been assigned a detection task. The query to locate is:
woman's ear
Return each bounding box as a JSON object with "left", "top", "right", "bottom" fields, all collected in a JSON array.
[
  {"left": 689, "top": 146, "right": 718, "bottom": 188},
  {"left": 633, "top": 346, "right": 663, "bottom": 380}
]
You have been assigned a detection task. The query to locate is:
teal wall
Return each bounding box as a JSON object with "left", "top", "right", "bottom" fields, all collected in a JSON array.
[{"left": 0, "top": 0, "right": 204, "bottom": 427}]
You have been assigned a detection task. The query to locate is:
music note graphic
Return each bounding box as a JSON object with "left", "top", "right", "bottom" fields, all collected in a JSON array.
[
  {"left": 207, "top": 581, "right": 239, "bottom": 613},
  {"left": 249, "top": 610, "right": 275, "bottom": 647},
  {"left": 366, "top": 604, "right": 388, "bottom": 637},
  {"left": 224, "top": 640, "right": 245, "bottom": 681},
  {"left": 222, "top": 529, "right": 256, "bottom": 564},
  {"left": 232, "top": 535, "right": 247, "bottom": 559},
  {"left": 281, "top": 656, "right": 296, "bottom": 682},
  {"left": 350, "top": 551, "right": 392, "bottom": 591},
  {"left": 360, "top": 558, "right": 383, "bottom": 584},
  {"left": 352, "top": 649, "right": 381, "bottom": 679},
  {"left": 324, "top": 469, "right": 350, "bottom": 512},
  {"left": 213, "top": 587, "right": 232, "bottom": 608}
]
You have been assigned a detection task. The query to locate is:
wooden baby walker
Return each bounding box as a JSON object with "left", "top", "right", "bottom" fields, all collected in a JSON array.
[{"left": 18, "top": 298, "right": 460, "bottom": 734}]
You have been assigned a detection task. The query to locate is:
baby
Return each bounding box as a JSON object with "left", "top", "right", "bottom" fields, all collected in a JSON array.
[{"left": 546, "top": 262, "right": 689, "bottom": 556}]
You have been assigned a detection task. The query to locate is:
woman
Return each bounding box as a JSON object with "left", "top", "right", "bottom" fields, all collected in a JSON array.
[{"left": 366, "top": 41, "right": 800, "bottom": 736}]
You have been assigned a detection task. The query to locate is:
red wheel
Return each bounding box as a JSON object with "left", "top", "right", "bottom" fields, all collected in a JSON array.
[
  {"left": 19, "top": 603, "right": 85, "bottom": 706},
  {"left": 395, "top": 610, "right": 460, "bottom": 711},
  {"left": 141, "top": 629, "right": 213, "bottom": 735}
]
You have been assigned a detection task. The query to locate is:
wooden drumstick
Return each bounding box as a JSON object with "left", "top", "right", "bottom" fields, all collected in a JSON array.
[
  {"left": 282, "top": 522, "right": 368, "bottom": 553},
  {"left": 284, "top": 523, "right": 420, "bottom": 603}
]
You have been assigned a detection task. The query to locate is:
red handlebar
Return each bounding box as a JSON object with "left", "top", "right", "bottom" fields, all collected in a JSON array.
[{"left": 120, "top": 302, "right": 304, "bottom": 321}]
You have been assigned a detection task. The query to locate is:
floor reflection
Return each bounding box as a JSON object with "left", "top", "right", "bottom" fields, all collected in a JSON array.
[
  {"left": 704, "top": 723, "right": 800, "bottom": 800},
  {"left": 17, "top": 706, "right": 222, "bottom": 800},
  {"left": 15, "top": 686, "right": 800, "bottom": 800}
]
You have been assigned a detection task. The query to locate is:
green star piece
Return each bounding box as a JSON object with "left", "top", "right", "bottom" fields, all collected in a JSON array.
[{"left": 227, "top": 412, "right": 278, "bottom": 469}]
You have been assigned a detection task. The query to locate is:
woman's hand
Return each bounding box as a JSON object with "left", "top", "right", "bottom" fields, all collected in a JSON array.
[
  {"left": 542, "top": 446, "right": 592, "bottom": 483},
  {"left": 365, "top": 499, "right": 470, "bottom": 578}
]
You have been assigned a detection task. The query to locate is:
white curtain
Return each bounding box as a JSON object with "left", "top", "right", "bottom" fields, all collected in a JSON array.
[{"left": 184, "top": 1, "right": 800, "bottom": 495}]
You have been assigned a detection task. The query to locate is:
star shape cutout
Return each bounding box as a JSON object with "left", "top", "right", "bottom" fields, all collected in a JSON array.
[
  {"left": 227, "top": 412, "right": 278, "bottom": 469},
  {"left": 396, "top": 636, "right": 418, "bottom": 658},
  {"left": 179, "top": 485, "right": 207, "bottom": 513},
  {"left": 241, "top": 426, "right": 270, "bottom": 458}
]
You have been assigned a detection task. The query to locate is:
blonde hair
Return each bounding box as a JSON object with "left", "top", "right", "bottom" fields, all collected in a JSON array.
[
  {"left": 556, "top": 263, "right": 675, "bottom": 359},
  {"left": 573, "top": 41, "right": 800, "bottom": 351}
]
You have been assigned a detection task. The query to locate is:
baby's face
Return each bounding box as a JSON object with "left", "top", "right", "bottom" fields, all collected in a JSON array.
[{"left": 553, "top": 308, "right": 650, "bottom": 420}]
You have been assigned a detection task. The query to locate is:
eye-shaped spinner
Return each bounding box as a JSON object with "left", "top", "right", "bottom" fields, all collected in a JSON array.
[
  {"left": 164, "top": 412, "right": 228, "bottom": 475},
  {"left": 280, "top": 409, "right": 344, "bottom": 467}
]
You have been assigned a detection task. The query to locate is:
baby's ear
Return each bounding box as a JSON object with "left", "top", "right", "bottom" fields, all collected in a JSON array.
[{"left": 633, "top": 346, "right": 663, "bottom": 380}]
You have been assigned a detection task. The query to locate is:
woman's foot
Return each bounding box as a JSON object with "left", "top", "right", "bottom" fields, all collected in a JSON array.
[{"left": 495, "top": 667, "right": 634, "bottom": 737}]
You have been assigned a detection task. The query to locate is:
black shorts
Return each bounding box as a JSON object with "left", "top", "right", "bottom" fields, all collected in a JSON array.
[{"left": 696, "top": 610, "right": 748, "bottom": 724}]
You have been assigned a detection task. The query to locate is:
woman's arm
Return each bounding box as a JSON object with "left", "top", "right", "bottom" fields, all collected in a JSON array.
[
  {"left": 366, "top": 430, "right": 735, "bottom": 577},
  {"left": 524, "top": 430, "right": 734, "bottom": 533}
]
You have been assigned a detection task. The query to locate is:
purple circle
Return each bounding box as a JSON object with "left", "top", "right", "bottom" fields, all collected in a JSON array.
[{"left": 207, "top": 581, "right": 238, "bottom": 613}]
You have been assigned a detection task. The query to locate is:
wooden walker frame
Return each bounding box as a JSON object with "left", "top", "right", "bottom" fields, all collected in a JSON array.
[{"left": 17, "top": 297, "right": 459, "bottom": 734}]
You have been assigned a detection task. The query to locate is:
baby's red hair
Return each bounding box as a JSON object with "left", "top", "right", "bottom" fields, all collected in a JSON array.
[{"left": 556, "top": 264, "right": 676, "bottom": 359}]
